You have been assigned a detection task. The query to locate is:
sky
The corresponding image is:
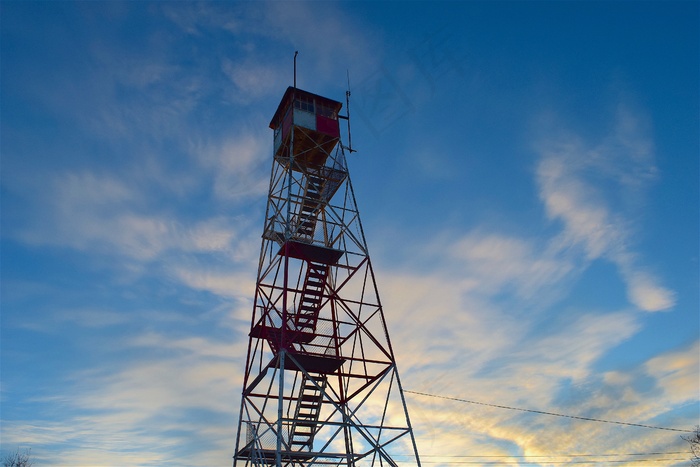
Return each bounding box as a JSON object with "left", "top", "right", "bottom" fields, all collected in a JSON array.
[{"left": 1, "top": 1, "right": 698, "bottom": 466}]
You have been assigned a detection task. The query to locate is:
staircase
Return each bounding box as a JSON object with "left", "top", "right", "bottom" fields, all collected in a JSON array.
[
  {"left": 289, "top": 373, "right": 327, "bottom": 451},
  {"left": 295, "top": 262, "right": 328, "bottom": 333},
  {"left": 296, "top": 172, "right": 324, "bottom": 240}
]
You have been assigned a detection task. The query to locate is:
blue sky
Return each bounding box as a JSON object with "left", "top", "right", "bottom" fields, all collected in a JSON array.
[{"left": 1, "top": 1, "right": 698, "bottom": 466}]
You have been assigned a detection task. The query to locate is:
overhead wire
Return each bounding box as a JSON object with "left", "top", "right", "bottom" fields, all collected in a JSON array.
[
  {"left": 407, "top": 452, "right": 691, "bottom": 464},
  {"left": 414, "top": 459, "right": 687, "bottom": 465},
  {"left": 396, "top": 452, "right": 689, "bottom": 464},
  {"left": 404, "top": 389, "right": 694, "bottom": 433},
  {"left": 400, "top": 452, "right": 689, "bottom": 458}
]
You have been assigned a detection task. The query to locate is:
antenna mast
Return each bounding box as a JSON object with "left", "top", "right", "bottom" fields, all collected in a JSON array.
[
  {"left": 293, "top": 51, "right": 299, "bottom": 89},
  {"left": 340, "top": 70, "right": 355, "bottom": 153}
]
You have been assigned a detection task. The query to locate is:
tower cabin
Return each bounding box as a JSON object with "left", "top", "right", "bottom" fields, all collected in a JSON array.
[{"left": 269, "top": 87, "right": 343, "bottom": 169}]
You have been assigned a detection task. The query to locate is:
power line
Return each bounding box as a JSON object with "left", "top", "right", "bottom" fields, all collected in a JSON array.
[
  {"left": 399, "top": 452, "right": 688, "bottom": 458},
  {"left": 401, "top": 453, "right": 690, "bottom": 465},
  {"left": 415, "top": 460, "right": 686, "bottom": 465},
  {"left": 404, "top": 389, "right": 694, "bottom": 433}
]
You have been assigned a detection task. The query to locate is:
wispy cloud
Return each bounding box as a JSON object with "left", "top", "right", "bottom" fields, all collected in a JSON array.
[
  {"left": 402, "top": 327, "right": 694, "bottom": 465},
  {"left": 188, "top": 133, "right": 270, "bottom": 203},
  {"left": 221, "top": 58, "right": 288, "bottom": 104},
  {"left": 645, "top": 341, "right": 700, "bottom": 408},
  {"left": 2, "top": 3, "right": 694, "bottom": 466},
  {"left": 1, "top": 303, "right": 248, "bottom": 466},
  {"left": 172, "top": 266, "right": 255, "bottom": 301},
  {"left": 161, "top": 1, "right": 243, "bottom": 36},
  {"left": 535, "top": 104, "right": 675, "bottom": 312},
  {"left": 10, "top": 169, "right": 233, "bottom": 259},
  {"left": 3, "top": 358, "right": 240, "bottom": 466},
  {"left": 160, "top": 0, "right": 380, "bottom": 94},
  {"left": 370, "top": 100, "right": 687, "bottom": 464}
]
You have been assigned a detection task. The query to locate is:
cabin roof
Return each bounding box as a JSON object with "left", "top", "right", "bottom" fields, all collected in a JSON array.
[{"left": 269, "top": 87, "right": 343, "bottom": 130}]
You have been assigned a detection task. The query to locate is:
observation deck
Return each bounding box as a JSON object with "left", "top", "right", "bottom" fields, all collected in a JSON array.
[{"left": 269, "top": 87, "right": 343, "bottom": 169}]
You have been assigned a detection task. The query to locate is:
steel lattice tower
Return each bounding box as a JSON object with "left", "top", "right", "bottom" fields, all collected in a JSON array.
[{"left": 233, "top": 86, "right": 421, "bottom": 467}]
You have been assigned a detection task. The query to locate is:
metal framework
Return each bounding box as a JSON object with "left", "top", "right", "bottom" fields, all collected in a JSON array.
[{"left": 233, "top": 87, "right": 421, "bottom": 467}]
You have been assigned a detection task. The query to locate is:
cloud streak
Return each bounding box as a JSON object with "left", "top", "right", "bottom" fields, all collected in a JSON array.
[
  {"left": 369, "top": 102, "right": 689, "bottom": 465},
  {"left": 1, "top": 3, "right": 695, "bottom": 467},
  {"left": 535, "top": 104, "right": 675, "bottom": 312}
]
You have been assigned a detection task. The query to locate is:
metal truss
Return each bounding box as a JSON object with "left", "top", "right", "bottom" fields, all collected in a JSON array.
[{"left": 233, "top": 90, "right": 421, "bottom": 467}]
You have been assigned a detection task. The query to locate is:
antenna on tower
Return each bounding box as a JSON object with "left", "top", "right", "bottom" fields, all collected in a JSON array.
[
  {"left": 293, "top": 51, "right": 299, "bottom": 89},
  {"left": 340, "top": 70, "right": 356, "bottom": 153}
]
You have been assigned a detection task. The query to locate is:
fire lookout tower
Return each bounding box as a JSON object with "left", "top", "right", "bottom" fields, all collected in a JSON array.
[{"left": 233, "top": 85, "right": 421, "bottom": 467}]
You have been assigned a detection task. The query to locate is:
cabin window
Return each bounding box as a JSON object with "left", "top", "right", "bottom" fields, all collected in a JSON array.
[
  {"left": 294, "top": 95, "right": 314, "bottom": 113},
  {"left": 317, "top": 102, "right": 338, "bottom": 119}
]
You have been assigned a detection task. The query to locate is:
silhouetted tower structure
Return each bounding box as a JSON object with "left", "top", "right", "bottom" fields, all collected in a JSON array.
[{"left": 233, "top": 85, "right": 421, "bottom": 467}]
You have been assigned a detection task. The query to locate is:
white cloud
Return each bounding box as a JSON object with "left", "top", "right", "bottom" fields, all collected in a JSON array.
[
  {"left": 189, "top": 133, "right": 270, "bottom": 202},
  {"left": 537, "top": 154, "right": 619, "bottom": 260},
  {"left": 509, "top": 311, "right": 641, "bottom": 383},
  {"left": 7, "top": 161, "right": 263, "bottom": 263},
  {"left": 222, "top": 58, "right": 287, "bottom": 103},
  {"left": 624, "top": 269, "right": 677, "bottom": 312},
  {"left": 161, "top": 1, "right": 244, "bottom": 36},
  {"left": 163, "top": 1, "right": 381, "bottom": 90},
  {"left": 645, "top": 341, "right": 700, "bottom": 408},
  {"left": 2, "top": 362, "right": 240, "bottom": 467},
  {"left": 534, "top": 105, "right": 675, "bottom": 312},
  {"left": 172, "top": 266, "right": 256, "bottom": 300},
  {"left": 403, "top": 315, "right": 694, "bottom": 464},
  {"left": 261, "top": 1, "right": 378, "bottom": 73},
  {"left": 185, "top": 216, "right": 239, "bottom": 252},
  {"left": 1, "top": 322, "right": 248, "bottom": 467},
  {"left": 449, "top": 231, "right": 577, "bottom": 301},
  {"left": 376, "top": 102, "right": 686, "bottom": 460}
]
